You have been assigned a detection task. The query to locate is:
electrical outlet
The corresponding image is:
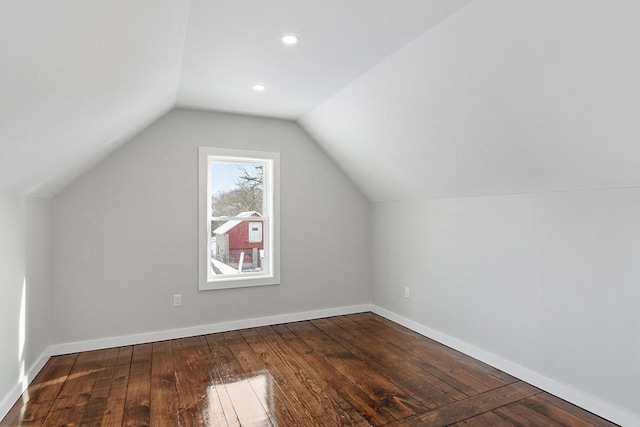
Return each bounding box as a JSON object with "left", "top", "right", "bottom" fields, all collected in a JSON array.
[
  {"left": 404, "top": 287, "right": 410, "bottom": 299},
  {"left": 173, "top": 294, "right": 182, "bottom": 307}
]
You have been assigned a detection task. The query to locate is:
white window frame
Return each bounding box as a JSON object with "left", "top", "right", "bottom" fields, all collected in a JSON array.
[{"left": 198, "top": 147, "right": 280, "bottom": 290}]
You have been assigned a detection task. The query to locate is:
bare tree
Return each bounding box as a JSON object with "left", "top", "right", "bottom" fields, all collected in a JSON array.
[{"left": 211, "top": 165, "right": 263, "bottom": 219}]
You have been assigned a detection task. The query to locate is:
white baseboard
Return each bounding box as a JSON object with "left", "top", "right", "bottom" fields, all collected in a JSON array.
[
  {"left": 0, "top": 346, "right": 52, "bottom": 421},
  {"left": 371, "top": 304, "right": 638, "bottom": 427},
  {"left": 50, "top": 303, "right": 372, "bottom": 356}
]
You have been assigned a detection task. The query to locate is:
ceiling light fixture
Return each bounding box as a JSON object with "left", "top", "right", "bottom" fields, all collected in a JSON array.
[
  {"left": 281, "top": 34, "right": 299, "bottom": 45},
  {"left": 252, "top": 83, "right": 266, "bottom": 92}
]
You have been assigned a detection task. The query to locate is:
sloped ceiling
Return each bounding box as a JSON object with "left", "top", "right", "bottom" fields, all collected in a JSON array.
[
  {"left": 300, "top": 0, "right": 640, "bottom": 202},
  {"left": 0, "top": 1, "right": 190, "bottom": 197},
  {"left": 1, "top": 1, "right": 637, "bottom": 201},
  {"left": 177, "top": 0, "right": 468, "bottom": 119},
  {"left": 0, "top": 0, "right": 468, "bottom": 198}
]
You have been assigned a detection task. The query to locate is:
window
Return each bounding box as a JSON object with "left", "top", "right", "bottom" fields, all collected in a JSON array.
[{"left": 199, "top": 147, "right": 280, "bottom": 290}]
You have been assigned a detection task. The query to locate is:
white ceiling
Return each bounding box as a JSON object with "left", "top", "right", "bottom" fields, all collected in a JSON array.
[
  {"left": 0, "top": 0, "right": 190, "bottom": 197},
  {"left": 1, "top": 1, "right": 637, "bottom": 201},
  {"left": 0, "top": 0, "right": 468, "bottom": 198},
  {"left": 301, "top": 0, "right": 640, "bottom": 201},
  {"left": 177, "top": 0, "right": 469, "bottom": 119}
]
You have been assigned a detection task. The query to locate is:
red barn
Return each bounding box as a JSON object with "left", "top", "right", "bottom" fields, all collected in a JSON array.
[{"left": 213, "top": 211, "right": 264, "bottom": 271}]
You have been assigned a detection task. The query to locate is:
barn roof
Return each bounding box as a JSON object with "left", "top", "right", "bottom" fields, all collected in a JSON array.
[{"left": 213, "top": 211, "right": 261, "bottom": 236}]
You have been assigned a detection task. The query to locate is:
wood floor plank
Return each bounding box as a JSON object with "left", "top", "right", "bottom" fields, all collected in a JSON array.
[
  {"left": 339, "top": 315, "right": 479, "bottom": 397},
  {"left": 286, "top": 321, "right": 427, "bottom": 420},
  {"left": 1, "top": 313, "right": 621, "bottom": 427},
  {"left": 236, "top": 329, "right": 323, "bottom": 427},
  {"left": 331, "top": 315, "right": 468, "bottom": 403},
  {"left": 270, "top": 323, "right": 395, "bottom": 426},
  {"left": 204, "top": 334, "right": 241, "bottom": 427},
  {"left": 385, "top": 381, "right": 540, "bottom": 427},
  {"left": 193, "top": 334, "right": 231, "bottom": 427},
  {"left": 205, "top": 332, "right": 273, "bottom": 427},
  {"left": 202, "top": 370, "right": 230, "bottom": 427},
  {"left": 359, "top": 313, "right": 516, "bottom": 385},
  {"left": 242, "top": 326, "right": 370, "bottom": 427},
  {"left": 362, "top": 313, "right": 518, "bottom": 386},
  {"left": 314, "top": 317, "right": 458, "bottom": 409},
  {"left": 41, "top": 349, "right": 110, "bottom": 426},
  {"left": 223, "top": 330, "right": 308, "bottom": 427},
  {"left": 0, "top": 353, "right": 78, "bottom": 426},
  {"left": 518, "top": 395, "right": 599, "bottom": 426},
  {"left": 349, "top": 313, "right": 511, "bottom": 395},
  {"left": 78, "top": 347, "right": 121, "bottom": 426},
  {"left": 495, "top": 400, "right": 565, "bottom": 427},
  {"left": 534, "top": 393, "right": 619, "bottom": 427},
  {"left": 122, "top": 343, "right": 152, "bottom": 427},
  {"left": 149, "top": 341, "right": 180, "bottom": 427},
  {"left": 171, "top": 336, "right": 217, "bottom": 426},
  {"left": 457, "top": 410, "right": 518, "bottom": 426},
  {"left": 100, "top": 346, "right": 133, "bottom": 426}
]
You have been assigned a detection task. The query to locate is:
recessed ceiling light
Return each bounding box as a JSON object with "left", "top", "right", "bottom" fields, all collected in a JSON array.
[
  {"left": 281, "top": 34, "right": 299, "bottom": 45},
  {"left": 252, "top": 83, "right": 266, "bottom": 92}
]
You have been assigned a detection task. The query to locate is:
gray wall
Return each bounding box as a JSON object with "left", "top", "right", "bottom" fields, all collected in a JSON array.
[
  {"left": 0, "top": 193, "right": 51, "bottom": 406},
  {"left": 372, "top": 188, "right": 639, "bottom": 420},
  {"left": 51, "top": 109, "right": 370, "bottom": 344}
]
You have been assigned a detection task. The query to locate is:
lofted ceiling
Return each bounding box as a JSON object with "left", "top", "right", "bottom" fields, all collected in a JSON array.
[
  {"left": 0, "top": 0, "right": 468, "bottom": 198},
  {"left": 1, "top": 1, "right": 637, "bottom": 201},
  {"left": 0, "top": 0, "right": 190, "bottom": 198},
  {"left": 177, "top": 0, "right": 468, "bottom": 118},
  {"left": 300, "top": 0, "right": 640, "bottom": 201}
]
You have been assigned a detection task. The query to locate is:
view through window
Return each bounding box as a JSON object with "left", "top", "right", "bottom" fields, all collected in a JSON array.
[
  {"left": 199, "top": 148, "right": 279, "bottom": 290},
  {"left": 210, "top": 161, "right": 265, "bottom": 275}
]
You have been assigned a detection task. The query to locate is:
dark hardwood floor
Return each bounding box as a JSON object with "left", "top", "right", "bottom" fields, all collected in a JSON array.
[{"left": 1, "top": 313, "right": 617, "bottom": 426}]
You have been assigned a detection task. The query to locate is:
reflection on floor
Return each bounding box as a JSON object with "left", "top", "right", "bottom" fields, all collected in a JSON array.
[{"left": 1, "top": 313, "right": 618, "bottom": 426}]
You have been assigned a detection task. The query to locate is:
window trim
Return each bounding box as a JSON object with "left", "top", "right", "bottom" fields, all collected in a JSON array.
[{"left": 198, "top": 147, "right": 280, "bottom": 291}]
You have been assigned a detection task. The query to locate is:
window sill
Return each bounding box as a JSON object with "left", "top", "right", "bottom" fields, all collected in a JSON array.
[{"left": 199, "top": 276, "right": 280, "bottom": 291}]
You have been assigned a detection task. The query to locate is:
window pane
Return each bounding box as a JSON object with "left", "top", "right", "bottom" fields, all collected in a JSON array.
[
  {"left": 200, "top": 147, "right": 279, "bottom": 290},
  {"left": 210, "top": 219, "right": 267, "bottom": 276},
  {"left": 210, "top": 162, "right": 264, "bottom": 217}
]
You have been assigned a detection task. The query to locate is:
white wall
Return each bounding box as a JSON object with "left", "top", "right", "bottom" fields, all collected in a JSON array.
[
  {"left": 372, "top": 188, "right": 640, "bottom": 424},
  {"left": 51, "top": 109, "right": 370, "bottom": 345},
  {"left": 0, "top": 193, "right": 51, "bottom": 410},
  {"left": 301, "top": 0, "right": 639, "bottom": 202}
]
